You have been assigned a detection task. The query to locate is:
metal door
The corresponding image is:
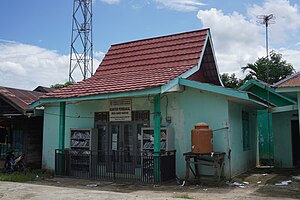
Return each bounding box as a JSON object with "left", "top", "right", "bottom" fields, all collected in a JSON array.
[{"left": 110, "top": 123, "right": 135, "bottom": 174}]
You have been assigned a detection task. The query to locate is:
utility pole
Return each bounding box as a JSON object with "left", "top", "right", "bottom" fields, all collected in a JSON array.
[{"left": 69, "top": 0, "right": 93, "bottom": 82}]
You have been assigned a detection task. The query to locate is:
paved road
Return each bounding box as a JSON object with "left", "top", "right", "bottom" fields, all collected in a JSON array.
[
  {"left": 0, "top": 181, "right": 178, "bottom": 200},
  {"left": 0, "top": 179, "right": 298, "bottom": 200}
]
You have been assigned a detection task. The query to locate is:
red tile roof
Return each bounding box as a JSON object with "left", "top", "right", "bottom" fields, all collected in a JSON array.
[
  {"left": 0, "top": 86, "right": 45, "bottom": 112},
  {"left": 273, "top": 71, "right": 300, "bottom": 87},
  {"left": 44, "top": 29, "right": 211, "bottom": 99}
]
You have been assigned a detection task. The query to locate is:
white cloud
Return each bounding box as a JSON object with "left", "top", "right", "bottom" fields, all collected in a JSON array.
[
  {"left": 100, "top": 0, "right": 120, "bottom": 5},
  {"left": 94, "top": 51, "right": 105, "bottom": 61},
  {"left": 130, "top": 0, "right": 150, "bottom": 9},
  {"left": 0, "top": 61, "right": 26, "bottom": 76},
  {"left": 197, "top": 8, "right": 265, "bottom": 77},
  {"left": 196, "top": 0, "right": 300, "bottom": 78},
  {"left": 278, "top": 48, "right": 300, "bottom": 69},
  {"left": 155, "top": 0, "right": 205, "bottom": 12},
  {"left": 247, "top": 0, "right": 300, "bottom": 45},
  {"left": 0, "top": 41, "right": 103, "bottom": 90}
]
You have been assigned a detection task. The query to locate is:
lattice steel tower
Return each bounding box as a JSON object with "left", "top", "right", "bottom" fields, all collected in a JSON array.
[{"left": 69, "top": 0, "right": 93, "bottom": 82}]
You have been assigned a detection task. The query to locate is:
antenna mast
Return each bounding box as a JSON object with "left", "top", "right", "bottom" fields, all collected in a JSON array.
[
  {"left": 256, "top": 14, "right": 276, "bottom": 168},
  {"left": 257, "top": 14, "right": 275, "bottom": 59},
  {"left": 69, "top": 0, "right": 93, "bottom": 82}
]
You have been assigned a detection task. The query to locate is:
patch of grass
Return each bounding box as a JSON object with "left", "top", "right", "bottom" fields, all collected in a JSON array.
[
  {"left": 0, "top": 169, "right": 53, "bottom": 182},
  {"left": 174, "top": 193, "right": 194, "bottom": 199}
]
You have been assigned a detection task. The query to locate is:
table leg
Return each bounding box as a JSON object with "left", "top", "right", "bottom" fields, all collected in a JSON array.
[{"left": 185, "top": 157, "right": 190, "bottom": 180}]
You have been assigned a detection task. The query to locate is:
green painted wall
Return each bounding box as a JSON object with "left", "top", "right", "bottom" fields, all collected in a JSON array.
[
  {"left": 42, "top": 88, "right": 258, "bottom": 179},
  {"left": 228, "top": 102, "right": 257, "bottom": 177},
  {"left": 42, "top": 104, "right": 60, "bottom": 169},
  {"left": 272, "top": 111, "right": 296, "bottom": 167},
  {"left": 164, "top": 88, "right": 229, "bottom": 178},
  {"left": 42, "top": 98, "right": 152, "bottom": 169}
]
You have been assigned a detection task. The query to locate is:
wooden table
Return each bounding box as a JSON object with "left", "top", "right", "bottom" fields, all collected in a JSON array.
[{"left": 183, "top": 152, "right": 225, "bottom": 183}]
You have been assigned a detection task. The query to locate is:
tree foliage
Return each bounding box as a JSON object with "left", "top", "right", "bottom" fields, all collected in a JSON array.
[
  {"left": 221, "top": 51, "right": 295, "bottom": 88},
  {"left": 241, "top": 50, "right": 295, "bottom": 84},
  {"left": 50, "top": 81, "right": 74, "bottom": 89},
  {"left": 220, "top": 73, "right": 246, "bottom": 89}
]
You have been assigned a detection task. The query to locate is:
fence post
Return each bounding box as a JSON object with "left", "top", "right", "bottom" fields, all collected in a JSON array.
[{"left": 113, "top": 150, "right": 116, "bottom": 181}]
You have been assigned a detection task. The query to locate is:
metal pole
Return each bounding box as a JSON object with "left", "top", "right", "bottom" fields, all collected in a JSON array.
[
  {"left": 58, "top": 102, "right": 66, "bottom": 174},
  {"left": 257, "top": 14, "right": 275, "bottom": 167},
  {"left": 154, "top": 95, "right": 161, "bottom": 183},
  {"left": 266, "top": 23, "right": 269, "bottom": 59},
  {"left": 59, "top": 102, "right": 66, "bottom": 150}
]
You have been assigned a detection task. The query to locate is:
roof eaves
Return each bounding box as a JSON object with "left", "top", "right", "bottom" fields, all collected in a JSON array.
[
  {"left": 247, "top": 99, "right": 268, "bottom": 108},
  {"left": 0, "top": 94, "right": 25, "bottom": 114},
  {"left": 161, "top": 78, "right": 180, "bottom": 93},
  {"left": 276, "top": 86, "right": 300, "bottom": 93},
  {"left": 239, "top": 79, "right": 296, "bottom": 105},
  {"left": 195, "top": 30, "right": 209, "bottom": 71},
  {"left": 30, "top": 86, "right": 162, "bottom": 109},
  {"left": 247, "top": 92, "right": 276, "bottom": 107},
  {"left": 178, "top": 78, "right": 249, "bottom": 100},
  {"left": 206, "top": 30, "right": 223, "bottom": 86},
  {"left": 239, "top": 79, "right": 273, "bottom": 92},
  {"left": 271, "top": 104, "right": 298, "bottom": 113}
]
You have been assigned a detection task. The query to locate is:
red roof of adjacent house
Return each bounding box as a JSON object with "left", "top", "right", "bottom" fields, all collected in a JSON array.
[
  {"left": 273, "top": 71, "right": 300, "bottom": 88},
  {"left": 0, "top": 86, "right": 45, "bottom": 113},
  {"left": 43, "top": 29, "right": 214, "bottom": 99}
]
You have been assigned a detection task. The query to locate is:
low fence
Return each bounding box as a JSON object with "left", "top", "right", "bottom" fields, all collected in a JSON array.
[{"left": 55, "top": 149, "right": 176, "bottom": 183}]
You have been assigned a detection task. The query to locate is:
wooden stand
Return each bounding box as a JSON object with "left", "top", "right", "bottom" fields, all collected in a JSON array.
[{"left": 183, "top": 152, "right": 225, "bottom": 183}]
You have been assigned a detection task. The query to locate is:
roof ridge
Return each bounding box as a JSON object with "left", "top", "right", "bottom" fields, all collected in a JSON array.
[{"left": 110, "top": 29, "right": 209, "bottom": 48}]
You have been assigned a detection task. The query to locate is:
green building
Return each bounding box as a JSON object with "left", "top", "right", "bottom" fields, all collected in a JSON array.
[
  {"left": 31, "top": 29, "right": 266, "bottom": 182},
  {"left": 240, "top": 78, "right": 299, "bottom": 168}
]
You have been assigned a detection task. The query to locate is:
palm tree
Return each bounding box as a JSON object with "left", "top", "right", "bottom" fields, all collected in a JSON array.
[{"left": 242, "top": 51, "right": 295, "bottom": 84}]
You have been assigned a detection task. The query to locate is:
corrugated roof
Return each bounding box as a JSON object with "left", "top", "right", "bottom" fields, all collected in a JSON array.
[
  {"left": 43, "top": 29, "right": 218, "bottom": 99},
  {"left": 0, "top": 86, "right": 45, "bottom": 113},
  {"left": 273, "top": 71, "right": 300, "bottom": 88}
]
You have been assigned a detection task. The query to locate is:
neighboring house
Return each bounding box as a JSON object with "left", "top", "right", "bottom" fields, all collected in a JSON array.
[
  {"left": 0, "top": 86, "right": 50, "bottom": 168},
  {"left": 273, "top": 72, "right": 300, "bottom": 167},
  {"left": 31, "top": 29, "right": 266, "bottom": 181},
  {"left": 239, "top": 79, "right": 296, "bottom": 167}
]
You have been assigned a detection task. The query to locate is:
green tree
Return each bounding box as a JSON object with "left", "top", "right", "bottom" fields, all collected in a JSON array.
[
  {"left": 50, "top": 81, "right": 74, "bottom": 89},
  {"left": 221, "top": 73, "right": 246, "bottom": 89},
  {"left": 241, "top": 51, "right": 295, "bottom": 84}
]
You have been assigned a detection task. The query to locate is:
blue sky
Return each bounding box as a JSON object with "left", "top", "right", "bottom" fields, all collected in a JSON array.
[{"left": 0, "top": 0, "right": 300, "bottom": 89}]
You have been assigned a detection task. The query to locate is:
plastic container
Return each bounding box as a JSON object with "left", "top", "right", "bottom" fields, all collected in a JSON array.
[{"left": 191, "top": 122, "right": 213, "bottom": 154}]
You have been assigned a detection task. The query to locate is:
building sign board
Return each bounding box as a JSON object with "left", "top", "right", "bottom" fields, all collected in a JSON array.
[{"left": 109, "top": 99, "right": 132, "bottom": 122}]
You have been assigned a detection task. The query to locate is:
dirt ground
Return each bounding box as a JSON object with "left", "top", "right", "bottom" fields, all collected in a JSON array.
[{"left": 0, "top": 168, "right": 300, "bottom": 199}]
